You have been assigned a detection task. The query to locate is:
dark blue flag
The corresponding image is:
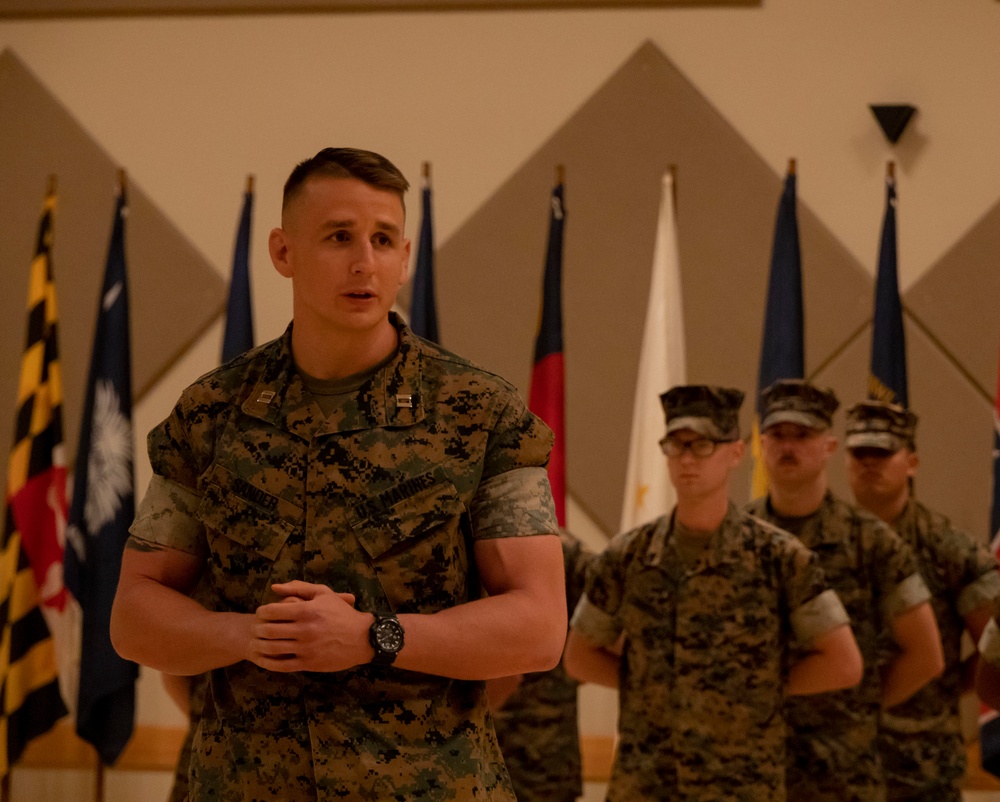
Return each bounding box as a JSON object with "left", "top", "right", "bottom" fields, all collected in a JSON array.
[
  {"left": 409, "top": 166, "right": 439, "bottom": 343},
  {"left": 221, "top": 177, "right": 255, "bottom": 362},
  {"left": 752, "top": 162, "right": 804, "bottom": 497},
  {"left": 869, "top": 169, "right": 908, "bottom": 406},
  {"left": 64, "top": 178, "right": 137, "bottom": 766}
]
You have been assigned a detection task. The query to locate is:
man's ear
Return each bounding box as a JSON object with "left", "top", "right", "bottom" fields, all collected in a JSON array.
[
  {"left": 906, "top": 449, "right": 920, "bottom": 478},
  {"left": 270, "top": 227, "right": 292, "bottom": 278},
  {"left": 399, "top": 238, "right": 412, "bottom": 286}
]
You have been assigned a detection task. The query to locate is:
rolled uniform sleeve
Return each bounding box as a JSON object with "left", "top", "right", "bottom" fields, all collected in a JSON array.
[
  {"left": 469, "top": 467, "right": 557, "bottom": 541},
  {"left": 882, "top": 572, "right": 932, "bottom": 621},
  {"left": 960, "top": 570, "right": 1000, "bottom": 618},
  {"left": 790, "top": 588, "right": 850, "bottom": 647},
  {"left": 129, "top": 474, "right": 206, "bottom": 557},
  {"left": 570, "top": 595, "right": 621, "bottom": 649},
  {"left": 470, "top": 395, "right": 557, "bottom": 540},
  {"left": 981, "top": 617, "right": 1000, "bottom": 667}
]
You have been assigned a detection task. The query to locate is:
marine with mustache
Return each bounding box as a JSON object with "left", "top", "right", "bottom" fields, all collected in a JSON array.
[{"left": 747, "top": 379, "right": 944, "bottom": 802}]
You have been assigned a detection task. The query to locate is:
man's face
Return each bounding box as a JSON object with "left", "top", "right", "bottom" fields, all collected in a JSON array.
[
  {"left": 665, "top": 429, "right": 744, "bottom": 503},
  {"left": 760, "top": 421, "right": 836, "bottom": 491},
  {"left": 270, "top": 175, "right": 410, "bottom": 336},
  {"left": 846, "top": 445, "right": 917, "bottom": 510}
]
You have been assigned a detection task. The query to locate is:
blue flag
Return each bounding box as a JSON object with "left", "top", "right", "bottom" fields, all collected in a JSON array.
[
  {"left": 221, "top": 179, "right": 255, "bottom": 362},
  {"left": 409, "top": 173, "right": 439, "bottom": 343},
  {"left": 64, "top": 181, "right": 137, "bottom": 766},
  {"left": 751, "top": 164, "right": 804, "bottom": 498},
  {"left": 869, "top": 171, "right": 908, "bottom": 406}
]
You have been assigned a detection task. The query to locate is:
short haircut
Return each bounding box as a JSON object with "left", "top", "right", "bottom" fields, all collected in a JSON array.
[{"left": 282, "top": 147, "right": 410, "bottom": 214}]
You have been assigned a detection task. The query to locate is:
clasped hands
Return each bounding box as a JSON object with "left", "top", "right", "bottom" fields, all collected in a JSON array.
[{"left": 247, "top": 580, "right": 374, "bottom": 673}]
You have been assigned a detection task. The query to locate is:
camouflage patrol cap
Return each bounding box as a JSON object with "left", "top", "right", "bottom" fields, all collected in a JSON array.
[
  {"left": 760, "top": 379, "right": 839, "bottom": 431},
  {"left": 660, "top": 385, "right": 744, "bottom": 440},
  {"left": 845, "top": 400, "right": 917, "bottom": 451}
]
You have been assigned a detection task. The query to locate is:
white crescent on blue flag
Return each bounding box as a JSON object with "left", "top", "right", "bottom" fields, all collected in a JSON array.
[{"left": 64, "top": 183, "right": 137, "bottom": 766}]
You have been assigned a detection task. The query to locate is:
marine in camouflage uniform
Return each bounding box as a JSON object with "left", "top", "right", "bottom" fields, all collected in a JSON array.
[
  {"left": 844, "top": 401, "right": 1000, "bottom": 802},
  {"left": 492, "top": 531, "right": 593, "bottom": 802},
  {"left": 131, "top": 315, "right": 558, "bottom": 800},
  {"left": 748, "top": 380, "right": 941, "bottom": 802},
  {"left": 567, "top": 385, "right": 858, "bottom": 802},
  {"left": 112, "top": 149, "right": 565, "bottom": 802}
]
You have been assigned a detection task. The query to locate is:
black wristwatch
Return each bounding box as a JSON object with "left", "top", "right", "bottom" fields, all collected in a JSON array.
[{"left": 369, "top": 613, "right": 405, "bottom": 666}]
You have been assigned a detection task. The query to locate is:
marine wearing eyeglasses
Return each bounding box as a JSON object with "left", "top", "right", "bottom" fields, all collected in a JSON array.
[
  {"left": 746, "top": 380, "right": 945, "bottom": 802},
  {"left": 565, "top": 384, "right": 862, "bottom": 802},
  {"left": 845, "top": 400, "right": 1000, "bottom": 802}
]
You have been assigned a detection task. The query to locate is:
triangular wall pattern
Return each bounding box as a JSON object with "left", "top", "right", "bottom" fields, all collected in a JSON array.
[
  {"left": 0, "top": 48, "right": 226, "bottom": 491},
  {"left": 438, "top": 40, "right": 878, "bottom": 533}
]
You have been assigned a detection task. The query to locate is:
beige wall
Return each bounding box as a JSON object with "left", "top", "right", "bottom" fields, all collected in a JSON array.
[{"left": 4, "top": 2, "right": 1000, "bottom": 797}]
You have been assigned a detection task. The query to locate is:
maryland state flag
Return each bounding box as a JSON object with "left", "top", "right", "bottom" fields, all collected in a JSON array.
[
  {"left": 868, "top": 164, "right": 908, "bottom": 407},
  {"left": 221, "top": 175, "right": 255, "bottom": 363},
  {"left": 751, "top": 160, "right": 804, "bottom": 499},
  {"left": 409, "top": 162, "right": 440, "bottom": 344},
  {"left": 64, "top": 176, "right": 137, "bottom": 765},
  {"left": 528, "top": 175, "right": 566, "bottom": 526},
  {"left": 0, "top": 179, "right": 70, "bottom": 777}
]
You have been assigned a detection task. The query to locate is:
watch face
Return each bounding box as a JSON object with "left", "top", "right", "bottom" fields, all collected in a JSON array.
[{"left": 375, "top": 618, "right": 404, "bottom": 653}]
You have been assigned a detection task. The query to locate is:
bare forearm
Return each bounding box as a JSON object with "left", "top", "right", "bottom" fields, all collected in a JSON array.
[
  {"left": 881, "top": 652, "right": 940, "bottom": 708},
  {"left": 882, "top": 602, "right": 944, "bottom": 709},
  {"left": 563, "top": 631, "right": 620, "bottom": 688},
  {"left": 111, "top": 576, "right": 250, "bottom": 675},
  {"left": 395, "top": 590, "right": 565, "bottom": 679},
  {"left": 787, "top": 625, "right": 863, "bottom": 696}
]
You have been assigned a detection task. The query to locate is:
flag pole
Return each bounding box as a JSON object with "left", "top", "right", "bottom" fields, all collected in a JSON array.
[
  {"left": 887, "top": 160, "right": 895, "bottom": 181},
  {"left": 423, "top": 160, "right": 431, "bottom": 185},
  {"left": 787, "top": 157, "right": 796, "bottom": 177},
  {"left": 47, "top": 173, "right": 57, "bottom": 196},
  {"left": 246, "top": 173, "right": 254, "bottom": 194}
]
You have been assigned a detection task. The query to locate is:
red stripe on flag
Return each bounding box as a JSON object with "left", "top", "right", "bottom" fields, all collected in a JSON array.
[
  {"left": 529, "top": 351, "right": 565, "bottom": 526},
  {"left": 10, "top": 464, "right": 68, "bottom": 612}
]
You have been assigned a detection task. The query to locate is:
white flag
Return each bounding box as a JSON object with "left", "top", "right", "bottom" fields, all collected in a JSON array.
[{"left": 619, "top": 169, "right": 686, "bottom": 532}]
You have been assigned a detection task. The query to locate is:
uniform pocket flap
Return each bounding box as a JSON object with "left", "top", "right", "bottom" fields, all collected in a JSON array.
[
  {"left": 197, "top": 464, "right": 302, "bottom": 560},
  {"left": 349, "top": 473, "right": 465, "bottom": 561}
]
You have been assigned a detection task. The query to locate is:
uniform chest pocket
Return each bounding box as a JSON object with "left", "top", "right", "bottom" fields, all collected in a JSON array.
[
  {"left": 348, "top": 478, "right": 468, "bottom": 613},
  {"left": 197, "top": 464, "right": 304, "bottom": 608},
  {"left": 349, "top": 478, "right": 466, "bottom": 561}
]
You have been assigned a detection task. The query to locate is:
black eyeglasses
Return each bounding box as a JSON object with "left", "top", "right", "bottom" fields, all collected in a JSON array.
[{"left": 659, "top": 437, "right": 734, "bottom": 458}]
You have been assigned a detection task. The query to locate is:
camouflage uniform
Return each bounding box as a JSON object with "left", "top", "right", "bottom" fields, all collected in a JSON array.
[
  {"left": 571, "top": 503, "right": 849, "bottom": 802},
  {"left": 492, "top": 531, "right": 592, "bottom": 802},
  {"left": 746, "top": 492, "right": 930, "bottom": 802},
  {"left": 876, "top": 500, "right": 1000, "bottom": 801},
  {"left": 129, "top": 314, "right": 558, "bottom": 801}
]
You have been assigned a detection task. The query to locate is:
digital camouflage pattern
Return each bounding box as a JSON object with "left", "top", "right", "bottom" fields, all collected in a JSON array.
[
  {"left": 492, "top": 530, "right": 593, "bottom": 802},
  {"left": 572, "top": 503, "right": 848, "bottom": 802},
  {"left": 747, "top": 492, "right": 930, "bottom": 802},
  {"left": 129, "top": 315, "right": 558, "bottom": 801},
  {"left": 877, "top": 498, "right": 1000, "bottom": 802}
]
